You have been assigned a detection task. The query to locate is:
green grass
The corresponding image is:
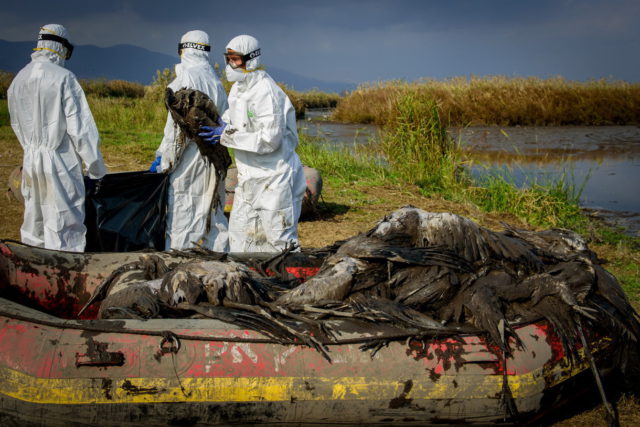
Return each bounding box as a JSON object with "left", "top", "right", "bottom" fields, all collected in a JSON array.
[
  {"left": 298, "top": 133, "right": 392, "bottom": 186},
  {"left": 0, "top": 99, "right": 10, "bottom": 127},
  {"left": 466, "top": 167, "right": 586, "bottom": 229},
  {"left": 614, "top": 259, "right": 640, "bottom": 301},
  {"left": 99, "top": 128, "right": 162, "bottom": 160},
  {"left": 89, "top": 96, "right": 167, "bottom": 133},
  {"left": 300, "top": 93, "right": 592, "bottom": 231},
  {"left": 86, "top": 95, "right": 166, "bottom": 163}
]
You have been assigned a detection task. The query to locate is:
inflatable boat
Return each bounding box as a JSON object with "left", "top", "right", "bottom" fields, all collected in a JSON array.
[{"left": 0, "top": 240, "right": 617, "bottom": 426}]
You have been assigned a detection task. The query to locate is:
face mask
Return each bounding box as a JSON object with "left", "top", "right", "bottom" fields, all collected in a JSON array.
[{"left": 225, "top": 64, "right": 248, "bottom": 82}]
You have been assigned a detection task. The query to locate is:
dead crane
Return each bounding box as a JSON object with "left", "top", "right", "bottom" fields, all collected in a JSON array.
[{"left": 90, "top": 207, "right": 640, "bottom": 378}]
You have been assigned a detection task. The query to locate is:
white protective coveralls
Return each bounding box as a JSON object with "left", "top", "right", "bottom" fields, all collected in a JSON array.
[
  {"left": 155, "top": 30, "right": 230, "bottom": 251},
  {"left": 220, "top": 35, "right": 306, "bottom": 252},
  {"left": 8, "top": 24, "right": 107, "bottom": 252}
]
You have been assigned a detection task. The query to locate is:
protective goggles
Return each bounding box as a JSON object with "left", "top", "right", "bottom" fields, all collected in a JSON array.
[
  {"left": 224, "top": 48, "right": 261, "bottom": 67},
  {"left": 38, "top": 33, "right": 74, "bottom": 60},
  {"left": 178, "top": 42, "right": 210, "bottom": 55}
]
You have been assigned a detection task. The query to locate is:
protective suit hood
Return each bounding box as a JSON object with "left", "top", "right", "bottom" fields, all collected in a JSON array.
[
  {"left": 179, "top": 30, "right": 212, "bottom": 67},
  {"left": 226, "top": 34, "right": 261, "bottom": 71},
  {"left": 35, "top": 24, "right": 72, "bottom": 67}
]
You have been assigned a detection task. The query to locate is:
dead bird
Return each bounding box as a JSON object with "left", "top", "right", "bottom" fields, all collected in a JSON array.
[
  {"left": 96, "top": 258, "right": 286, "bottom": 319},
  {"left": 277, "top": 256, "right": 366, "bottom": 306},
  {"left": 91, "top": 206, "right": 640, "bottom": 372},
  {"left": 159, "top": 260, "right": 263, "bottom": 307},
  {"left": 98, "top": 281, "right": 162, "bottom": 319},
  {"left": 165, "top": 87, "right": 232, "bottom": 212},
  {"left": 292, "top": 206, "right": 640, "bottom": 359},
  {"left": 79, "top": 254, "right": 173, "bottom": 317}
]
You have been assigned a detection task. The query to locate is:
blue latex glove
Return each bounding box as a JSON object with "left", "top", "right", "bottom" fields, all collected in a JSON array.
[
  {"left": 198, "top": 120, "right": 227, "bottom": 145},
  {"left": 149, "top": 155, "right": 162, "bottom": 173}
]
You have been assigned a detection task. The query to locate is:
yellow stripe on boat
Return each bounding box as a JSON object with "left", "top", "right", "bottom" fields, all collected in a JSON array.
[{"left": 0, "top": 361, "right": 590, "bottom": 405}]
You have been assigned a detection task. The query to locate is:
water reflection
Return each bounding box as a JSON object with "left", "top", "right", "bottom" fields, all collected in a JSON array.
[
  {"left": 452, "top": 126, "right": 640, "bottom": 162},
  {"left": 298, "top": 110, "right": 640, "bottom": 235},
  {"left": 455, "top": 126, "right": 640, "bottom": 235},
  {"left": 297, "top": 111, "right": 380, "bottom": 148}
]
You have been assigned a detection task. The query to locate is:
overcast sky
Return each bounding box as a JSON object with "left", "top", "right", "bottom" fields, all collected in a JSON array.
[{"left": 1, "top": 0, "right": 638, "bottom": 84}]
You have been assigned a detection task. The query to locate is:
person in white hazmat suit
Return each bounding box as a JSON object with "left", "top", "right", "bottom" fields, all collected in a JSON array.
[
  {"left": 8, "top": 24, "right": 107, "bottom": 252},
  {"left": 199, "top": 35, "right": 306, "bottom": 253},
  {"left": 151, "top": 30, "right": 230, "bottom": 252}
]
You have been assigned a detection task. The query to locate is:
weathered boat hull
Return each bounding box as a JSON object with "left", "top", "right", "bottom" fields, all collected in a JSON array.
[
  {"left": 0, "top": 241, "right": 615, "bottom": 425},
  {"left": 0, "top": 241, "right": 323, "bottom": 320}
]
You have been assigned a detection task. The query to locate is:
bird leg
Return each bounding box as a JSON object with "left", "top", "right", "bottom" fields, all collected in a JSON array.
[
  {"left": 498, "top": 319, "right": 520, "bottom": 422},
  {"left": 222, "top": 300, "right": 332, "bottom": 362},
  {"left": 576, "top": 317, "right": 619, "bottom": 427}
]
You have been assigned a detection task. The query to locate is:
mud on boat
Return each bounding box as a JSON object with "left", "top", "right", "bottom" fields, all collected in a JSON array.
[{"left": 0, "top": 240, "right": 621, "bottom": 426}]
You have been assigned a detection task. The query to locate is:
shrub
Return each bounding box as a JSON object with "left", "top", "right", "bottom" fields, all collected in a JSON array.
[
  {"left": 0, "top": 71, "right": 15, "bottom": 100},
  {"left": 144, "top": 68, "right": 177, "bottom": 101}
]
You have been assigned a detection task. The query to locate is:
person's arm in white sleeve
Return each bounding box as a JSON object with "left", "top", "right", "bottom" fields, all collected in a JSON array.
[
  {"left": 156, "top": 112, "right": 178, "bottom": 172},
  {"left": 221, "top": 106, "right": 230, "bottom": 125},
  {"left": 221, "top": 86, "right": 284, "bottom": 154},
  {"left": 63, "top": 74, "right": 107, "bottom": 179},
  {"left": 7, "top": 85, "right": 25, "bottom": 148}
]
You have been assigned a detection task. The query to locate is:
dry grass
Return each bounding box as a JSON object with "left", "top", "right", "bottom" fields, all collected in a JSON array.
[
  {"left": 80, "top": 79, "right": 145, "bottom": 98},
  {"left": 333, "top": 76, "right": 640, "bottom": 126}
]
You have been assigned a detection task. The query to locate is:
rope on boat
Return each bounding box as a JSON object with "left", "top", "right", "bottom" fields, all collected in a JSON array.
[
  {"left": 576, "top": 317, "right": 620, "bottom": 427},
  {"left": 0, "top": 305, "right": 473, "bottom": 347}
]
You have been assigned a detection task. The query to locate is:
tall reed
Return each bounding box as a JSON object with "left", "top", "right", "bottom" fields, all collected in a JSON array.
[
  {"left": 378, "top": 94, "right": 464, "bottom": 195},
  {"left": 288, "top": 88, "right": 341, "bottom": 109},
  {"left": 333, "top": 76, "right": 640, "bottom": 126},
  {"left": 371, "top": 93, "right": 584, "bottom": 228}
]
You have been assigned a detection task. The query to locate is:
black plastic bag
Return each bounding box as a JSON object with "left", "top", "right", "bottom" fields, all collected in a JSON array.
[{"left": 84, "top": 171, "right": 168, "bottom": 252}]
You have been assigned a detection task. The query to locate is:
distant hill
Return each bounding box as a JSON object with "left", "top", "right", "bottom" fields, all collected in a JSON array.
[
  {"left": 267, "top": 67, "right": 356, "bottom": 94},
  {"left": 0, "top": 39, "right": 356, "bottom": 93},
  {"left": 0, "top": 39, "right": 175, "bottom": 84}
]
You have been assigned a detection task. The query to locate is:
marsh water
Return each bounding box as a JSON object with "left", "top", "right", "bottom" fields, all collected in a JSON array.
[{"left": 299, "top": 110, "right": 640, "bottom": 236}]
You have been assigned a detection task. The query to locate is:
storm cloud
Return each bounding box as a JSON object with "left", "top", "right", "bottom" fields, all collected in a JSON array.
[{"left": 1, "top": 0, "right": 638, "bottom": 84}]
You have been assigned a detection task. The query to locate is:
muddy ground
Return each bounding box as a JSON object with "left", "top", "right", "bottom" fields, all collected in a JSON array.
[{"left": 1, "top": 131, "right": 639, "bottom": 425}]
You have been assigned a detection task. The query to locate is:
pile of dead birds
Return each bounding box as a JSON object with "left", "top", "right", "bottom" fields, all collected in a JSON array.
[{"left": 83, "top": 206, "right": 640, "bottom": 371}]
